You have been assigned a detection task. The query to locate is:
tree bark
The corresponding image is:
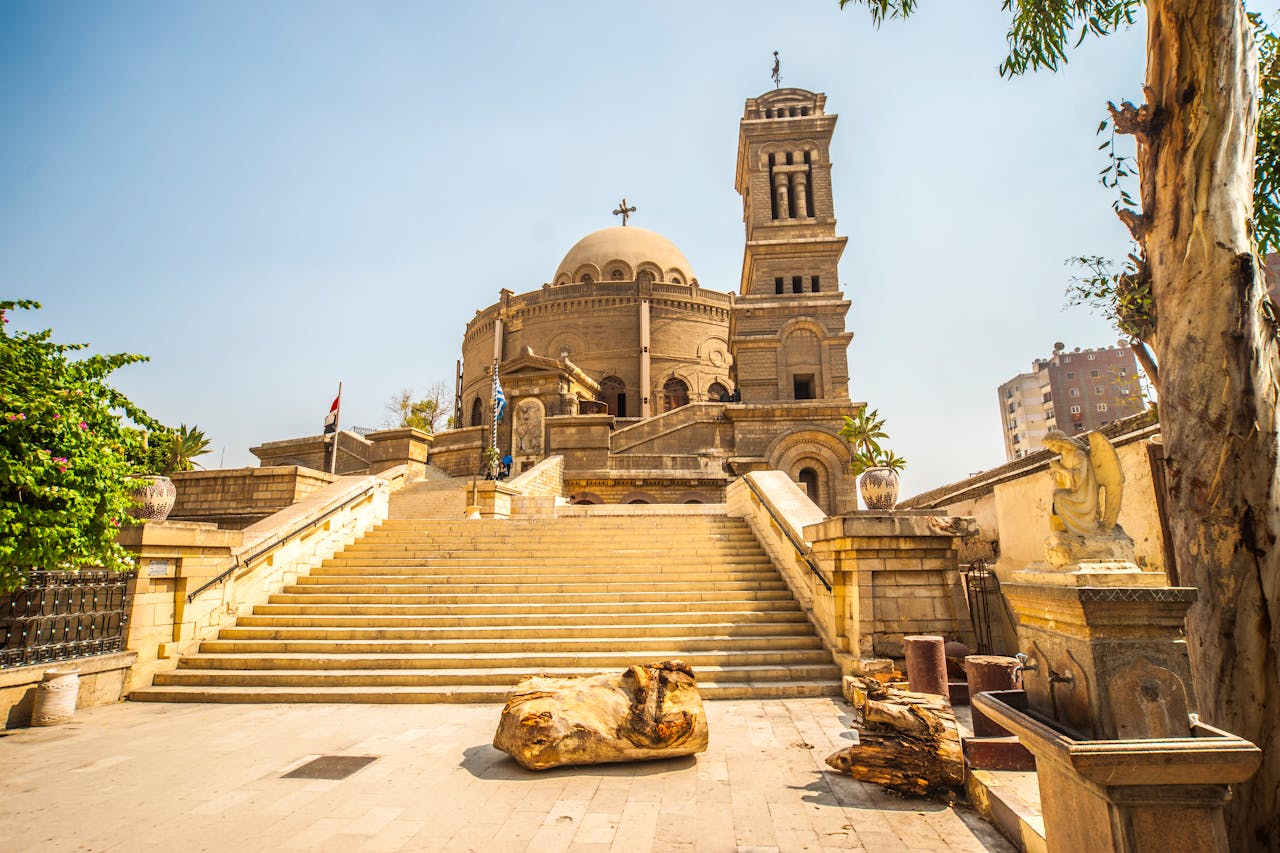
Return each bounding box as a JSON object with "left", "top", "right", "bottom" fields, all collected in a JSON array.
[{"left": 1132, "top": 2, "right": 1280, "bottom": 847}]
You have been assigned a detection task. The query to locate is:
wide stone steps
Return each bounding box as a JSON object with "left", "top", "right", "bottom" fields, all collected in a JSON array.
[
  {"left": 129, "top": 512, "right": 841, "bottom": 703},
  {"left": 217, "top": 621, "right": 809, "bottom": 640}
]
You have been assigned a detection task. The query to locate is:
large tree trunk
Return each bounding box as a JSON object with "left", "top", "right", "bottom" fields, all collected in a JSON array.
[{"left": 1127, "top": 2, "right": 1280, "bottom": 847}]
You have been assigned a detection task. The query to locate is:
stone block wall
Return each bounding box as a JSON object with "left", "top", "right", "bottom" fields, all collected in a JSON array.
[
  {"left": 0, "top": 651, "right": 137, "bottom": 729},
  {"left": 170, "top": 467, "right": 337, "bottom": 529}
]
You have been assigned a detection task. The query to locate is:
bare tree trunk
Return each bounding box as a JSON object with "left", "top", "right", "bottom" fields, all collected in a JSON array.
[{"left": 1122, "top": 2, "right": 1280, "bottom": 846}]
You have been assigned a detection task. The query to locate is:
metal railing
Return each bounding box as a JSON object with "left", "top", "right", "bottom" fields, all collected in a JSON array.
[
  {"left": 186, "top": 479, "right": 380, "bottom": 603},
  {"left": 0, "top": 570, "right": 136, "bottom": 669},
  {"left": 742, "top": 477, "right": 832, "bottom": 592}
]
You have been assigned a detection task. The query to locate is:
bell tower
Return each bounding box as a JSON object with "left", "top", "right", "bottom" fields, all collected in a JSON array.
[{"left": 729, "top": 88, "right": 852, "bottom": 403}]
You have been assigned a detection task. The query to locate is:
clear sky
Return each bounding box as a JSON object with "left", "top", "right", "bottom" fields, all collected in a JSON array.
[{"left": 3, "top": 2, "right": 1275, "bottom": 497}]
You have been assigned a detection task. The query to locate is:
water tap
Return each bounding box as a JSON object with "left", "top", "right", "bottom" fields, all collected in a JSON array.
[{"left": 1013, "top": 652, "right": 1038, "bottom": 678}]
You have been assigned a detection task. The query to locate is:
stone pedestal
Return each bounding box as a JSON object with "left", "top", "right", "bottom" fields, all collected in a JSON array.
[
  {"left": 990, "top": 562, "right": 1261, "bottom": 852},
  {"left": 1003, "top": 565, "right": 1197, "bottom": 740},
  {"left": 975, "top": 690, "right": 1259, "bottom": 853}
]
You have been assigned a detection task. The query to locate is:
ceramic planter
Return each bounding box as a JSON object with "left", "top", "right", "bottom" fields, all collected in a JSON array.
[
  {"left": 859, "top": 466, "right": 899, "bottom": 510},
  {"left": 129, "top": 475, "right": 177, "bottom": 521}
]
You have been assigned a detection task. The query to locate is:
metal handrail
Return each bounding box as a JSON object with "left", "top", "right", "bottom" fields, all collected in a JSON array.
[
  {"left": 185, "top": 480, "right": 379, "bottom": 603},
  {"left": 742, "top": 476, "right": 832, "bottom": 592}
]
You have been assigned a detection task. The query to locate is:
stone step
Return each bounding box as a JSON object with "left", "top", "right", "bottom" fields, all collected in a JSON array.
[
  {"left": 153, "top": 663, "right": 842, "bottom": 688},
  {"left": 279, "top": 580, "right": 789, "bottom": 595},
  {"left": 318, "top": 558, "right": 773, "bottom": 569},
  {"left": 175, "top": 649, "right": 836, "bottom": 670},
  {"left": 251, "top": 599, "right": 804, "bottom": 616},
  {"left": 197, "top": 634, "right": 825, "bottom": 655},
  {"left": 217, "top": 621, "right": 812, "bottom": 641},
  {"left": 234, "top": 610, "right": 811, "bottom": 628},
  {"left": 128, "top": 680, "right": 843, "bottom": 704},
  {"left": 266, "top": 589, "right": 795, "bottom": 606},
  {"left": 301, "top": 569, "right": 782, "bottom": 584}
]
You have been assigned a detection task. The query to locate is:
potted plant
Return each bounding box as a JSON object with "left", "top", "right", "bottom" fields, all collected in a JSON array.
[
  {"left": 481, "top": 445, "right": 501, "bottom": 480},
  {"left": 130, "top": 424, "right": 211, "bottom": 521},
  {"left": 838, "top": 408, "right": 907, "bottom": 510}
]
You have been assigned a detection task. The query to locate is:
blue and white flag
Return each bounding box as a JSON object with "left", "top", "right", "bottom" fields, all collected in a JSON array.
[{"left": 493, "top": 371, "right": 507, "bottom": 424}]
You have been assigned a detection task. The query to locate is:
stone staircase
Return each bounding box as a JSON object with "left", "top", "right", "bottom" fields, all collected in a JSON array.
[{"left": 130, "top": 508, "right": 841, "bottom": 703}]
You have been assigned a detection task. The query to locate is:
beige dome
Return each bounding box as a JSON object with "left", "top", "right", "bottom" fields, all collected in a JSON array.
[{"left": 553, "top": 226, "right": 695, "bottom": 285}]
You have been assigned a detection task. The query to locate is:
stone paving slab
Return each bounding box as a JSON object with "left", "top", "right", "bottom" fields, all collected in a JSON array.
[{"left": 0, "top": 698, "right": 1013, "bottom": 852}]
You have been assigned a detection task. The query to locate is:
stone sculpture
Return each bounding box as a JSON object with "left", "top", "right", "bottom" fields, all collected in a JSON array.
[
  {"left": 514, "top": 399, "right": 543, "bottom": 455},
  {"left": 492, "top": 660, "right": 709, "bottom": 770},
  {"left": 1042, "top": 430, "right": 1135, "bottom": 566}
]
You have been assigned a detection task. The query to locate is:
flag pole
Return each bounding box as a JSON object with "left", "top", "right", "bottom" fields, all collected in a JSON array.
[{"left": 329, "top": 381, "right": 342, "bottom": 475}]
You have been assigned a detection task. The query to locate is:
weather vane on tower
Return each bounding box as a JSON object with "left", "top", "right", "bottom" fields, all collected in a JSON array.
[
  {"left": 613, "top": 197, "right": 636, "bottom": 226},
  {"left": 771, "top": 51, "right": 781, "bottom": 89}
]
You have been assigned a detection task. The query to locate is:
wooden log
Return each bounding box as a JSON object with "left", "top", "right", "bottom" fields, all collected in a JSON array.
[{"left": 826, "top": 676, "right": 964, "bottom": 795}]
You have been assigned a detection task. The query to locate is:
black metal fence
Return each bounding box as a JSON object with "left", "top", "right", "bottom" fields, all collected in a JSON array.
[{"left": 0, "top": 570, "right": 136, "bottom": 669}]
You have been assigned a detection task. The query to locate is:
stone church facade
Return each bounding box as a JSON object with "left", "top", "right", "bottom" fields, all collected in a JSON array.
[{"left": 428, "top": 87, "right": 862, "bottom": 513}]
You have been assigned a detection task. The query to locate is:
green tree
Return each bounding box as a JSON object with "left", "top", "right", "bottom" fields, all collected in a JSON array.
[
  {"left": 385, "top": 382, "right": 453, "bottom": 434},
  {"left": 0, "top": 300, "right": 159, "bottom": 591},
  {"left": 840, "top": 2, "right": 1279, "bottom": 845}
]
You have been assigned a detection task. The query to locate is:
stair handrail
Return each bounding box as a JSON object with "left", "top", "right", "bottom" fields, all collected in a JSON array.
[
  {"left": 185, "top": 478, "right": 381, "bottom": 603},
  {"left": 742, "top": 475, "right": 832, "bottom": 593}
]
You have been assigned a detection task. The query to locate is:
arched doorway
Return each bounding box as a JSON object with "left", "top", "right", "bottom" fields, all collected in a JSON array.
[
  {"left": 708, "top": 382, "right": 730, "bottom": 402},
  {"left": 663, "top": 378, "right": 689, "bottom": 412},
  {"left": 469, "top": 397, "right": 483, "bottom": 427},
  {"left": 599, "top": 376, "right": 627, "bottom": 417},
  {"left": 798, "top": 467, "right": 820, "bottom": 503}
]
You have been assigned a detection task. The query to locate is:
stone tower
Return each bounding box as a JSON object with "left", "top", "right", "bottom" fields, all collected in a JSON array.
[{"left": 729, "top": 88, "right": 853, "bottom": 403}]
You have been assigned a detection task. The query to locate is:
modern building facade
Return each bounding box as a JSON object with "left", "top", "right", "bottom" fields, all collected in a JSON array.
[{"left": 998, "top": 343, "right": 1145, "bottom": 461}]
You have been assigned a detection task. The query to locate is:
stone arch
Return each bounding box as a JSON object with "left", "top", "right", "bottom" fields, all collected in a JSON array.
[
  {"left": 602, "top": 259, "right": 634, "bottom": 281},
  {"left": 765, "top": 429, "right": 850, "bottom": 514},
  {"left": 707, "top": 381, "right": 730, "bottom": 402},
  {"left": 661, "top": 376, "right": 690, "bottom": 412},
  {"left": 469, "top": 397, "right": 484, "bottom": 427},
  {"left": 665, "top": 267, "right": 689, "bottom": 284},
  {"left": 569, "top": 491, "right": 604, "bottom": 505},
  {"left": 675, "top": 491, "right": 712, "bottom": 504},
  {"left": 636, "top": 262, "right": 663, "bottom": 283},
  {"left": 777, "top": 317, "right": 826, "bottom": 400},
  {"left": 598, "top": 375, "right": 627, "bottom": 417},
  {"left": 554, "top": 273, "right": 572, "bottom": 286},
  {"left": 756, "top": 139, "right": 824, "bottom": 169},
  {"left": 573, "top": 262, "right": 601, "bottom": 283},
  {"left": 620, "top": 491, "right": 656, "bottom": 504}
]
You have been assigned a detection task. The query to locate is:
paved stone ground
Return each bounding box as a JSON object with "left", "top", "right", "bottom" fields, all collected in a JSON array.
[{"left": 0, "top": 698, "right": 1013, "bottom": 852}]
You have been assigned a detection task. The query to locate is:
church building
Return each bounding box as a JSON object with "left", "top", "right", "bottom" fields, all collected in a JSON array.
[{"left": 428, "top": 87, "right": 862, "bottom": 513}]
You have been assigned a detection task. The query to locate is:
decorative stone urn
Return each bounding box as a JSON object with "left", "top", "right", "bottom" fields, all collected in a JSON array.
[
  {"left": 859, "top": 467, "right": 899, "bottom": 510},
  {"left": 129, "top": 475, "right": 176, "bottom": 521}
]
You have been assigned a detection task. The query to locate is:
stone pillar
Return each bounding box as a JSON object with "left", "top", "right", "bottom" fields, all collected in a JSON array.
[
  {"left": 903, "top": 635, "right": 947, "bottom": 698},
  {"left": 773, "top": 171, "right": 790, "bottom": 219},
  {"left": 964, "top": 655, "right": 1020, "bottom": 737},
  {"left": 793, "top": 167, "right": 809, "bottom": 218},
  {"left": 639, "top": 298, "right": 651, "bottom": 418}
]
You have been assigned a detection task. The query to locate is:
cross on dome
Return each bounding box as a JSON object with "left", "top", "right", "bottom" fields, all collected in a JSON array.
[{"left": 612, "top": 198, "right": 637, "bottom": 226}]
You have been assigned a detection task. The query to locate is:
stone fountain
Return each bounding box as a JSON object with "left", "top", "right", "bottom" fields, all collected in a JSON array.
[{"left": 972, "top": 430, "right": 1260, "bottom": 853}]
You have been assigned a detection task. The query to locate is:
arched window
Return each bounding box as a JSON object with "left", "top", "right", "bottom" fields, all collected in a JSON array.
[
  {"left": 707, "top": 382, "right": 730, "bottom": 402},
  {"left": 798, "top": 467, "right": 820, "bottom": 502},
  {"left": 662, "top": 378, "right": 689, "bottom": 412},
  {"left": 599, "top": 376, "right": 627, "bottom": 417},
  {"left": 469, "top": 397, "right": 483, "bottom": 427}
]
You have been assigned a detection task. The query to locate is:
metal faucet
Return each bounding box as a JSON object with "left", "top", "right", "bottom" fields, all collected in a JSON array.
[{"left": 1014, "top": 652, "right": 1038, "bottom": 678}]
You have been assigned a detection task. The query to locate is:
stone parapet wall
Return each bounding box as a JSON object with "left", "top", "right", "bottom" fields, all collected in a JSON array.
[
  {"left": 0, "top": 651, "right": 137, "bottom": 729},
  {"left": 251, "top": 428, "right": 431, "bottom": 479},
  {"left": 428, "top": 426, "right": 487, "bottom": 478},
  {"left": 506, "top": 455, "right": 564, "bottom": 498},
  {"left": 169, "top": 467, "right": 337, "bottom": 529},
  {"left": 119, "top": 468, "right": 404, "bottom": 691},
  {"left": 901, "top": 412, "right": 1164, "bottom": 578}
]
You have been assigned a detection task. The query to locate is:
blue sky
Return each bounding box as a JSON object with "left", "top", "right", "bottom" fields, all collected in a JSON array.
[{"left": 3, "top": 2, "right": 1274, "bottom": 496}]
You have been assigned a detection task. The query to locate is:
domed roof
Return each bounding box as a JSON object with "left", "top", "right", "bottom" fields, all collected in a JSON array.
[{"left": 553, "top": 226, "right": 695, "bottom": 285}]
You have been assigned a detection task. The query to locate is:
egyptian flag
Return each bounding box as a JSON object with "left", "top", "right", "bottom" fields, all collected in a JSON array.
[{"left": 323, "top": 393, "right": 340, "bottom": 434}]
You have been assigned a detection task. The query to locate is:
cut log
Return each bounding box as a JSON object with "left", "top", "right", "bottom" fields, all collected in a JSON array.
[
  {"left": 826, "top": 676, "right": 963, "bottom": 795},
  {"left": 492, "top": 660, "right": 709, "bottom": 771}
]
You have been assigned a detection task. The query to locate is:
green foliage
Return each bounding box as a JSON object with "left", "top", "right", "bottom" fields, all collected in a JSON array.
[
  {"left": 1065, "top": 253, "right": 1154, "bottom": 341},
  {"left": 838, "top": 408, "right": 907, "bottom": 476},
  {"left": 385, "top": 384, "right": 452, "bottom": 434},
  {"left": 0, "top": 300, "right": 158, "bottom": 591},
  {"left": 1254, "top": 13, "right": 1280, "bottom": 255},
  {"left": 836, "top": 0, "right": 917, "bottom": 26},
  {"left": 998, "top": 1, "right": 1140, "bottom": 77},
  {"left": 142, "top": 424, "right": 211, "bottom": 476}
]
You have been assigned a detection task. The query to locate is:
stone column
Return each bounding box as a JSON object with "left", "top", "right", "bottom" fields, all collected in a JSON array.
[
  {"left": 639, "top": 298, "right": 651, "bottom": 418},
  {"left": 964, "top": 655, "right": 1020, "bottom": 737},
  {"left": 772, "top": 171, "right": 790, "bottom": 219},
  {"left": 903, "top": 635, "right": 948, "bottom": 698},
  {"left": 793, "top": 166, "right": 809, "bottom": 218}
]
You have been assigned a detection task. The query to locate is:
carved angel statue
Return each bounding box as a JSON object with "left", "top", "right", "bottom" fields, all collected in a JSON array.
[{"left": 1042, "top": 430, "right": 1135, "bottom": 567}]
